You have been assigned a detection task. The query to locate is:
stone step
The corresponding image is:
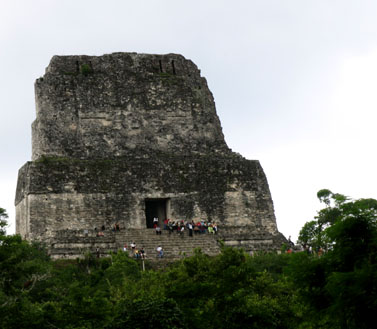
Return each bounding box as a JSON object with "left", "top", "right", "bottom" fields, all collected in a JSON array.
[
  {"left": 114, "top": 230, "right": 218, "bottom": 236},
  {"left": 50, "top": 242, "right": 219, "bottom": 255},
  {"left": 51, "top": 239, "right": 219, "bottom": 249},
  {"left": 49, "top": 228, "right": 222, "bottom": 260},
  {"left": 115, "top": 241, "right": 219, "bottom": 251},
  {"left": 49, "top": 246, "right": 217, "bottom": 260}
]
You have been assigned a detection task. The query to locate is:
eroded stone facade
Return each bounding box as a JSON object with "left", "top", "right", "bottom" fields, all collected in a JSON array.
[{"left": 16, "top": 53, "right": 285, "bottom": 255}]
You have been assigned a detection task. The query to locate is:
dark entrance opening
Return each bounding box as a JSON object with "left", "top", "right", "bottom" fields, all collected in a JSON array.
[{"left": 145, "top": 199, "right": 167, "bottom": 228}]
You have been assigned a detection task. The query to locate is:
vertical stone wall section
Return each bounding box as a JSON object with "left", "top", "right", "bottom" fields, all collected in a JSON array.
[
  {"left": 16, "top": 52, "right": 286, "bottom": 254},
  {"left": 32, "top": 53, "right": 228, "bottom": 160}
]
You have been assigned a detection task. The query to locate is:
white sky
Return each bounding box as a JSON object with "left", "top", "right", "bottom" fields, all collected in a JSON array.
[{"left": 1, "top": 0, "right": 377, "bottom": 241}]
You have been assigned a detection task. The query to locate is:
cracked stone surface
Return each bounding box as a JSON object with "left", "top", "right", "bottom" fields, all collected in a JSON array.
[{"left": 16, "top": 52, "right": 286, "bottom": 256}]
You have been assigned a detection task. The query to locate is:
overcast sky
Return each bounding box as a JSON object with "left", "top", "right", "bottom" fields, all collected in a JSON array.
[{"left": 1, "top": 0, "right": 377, "bottom": 241}]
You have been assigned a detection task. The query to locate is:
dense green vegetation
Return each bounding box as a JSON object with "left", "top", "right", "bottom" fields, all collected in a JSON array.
[{"left": 1, "top": 190, "right": 377, "bottom": 328}]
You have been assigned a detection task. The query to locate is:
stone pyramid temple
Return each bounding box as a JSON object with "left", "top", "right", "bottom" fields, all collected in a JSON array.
[{"left": 15, "top": 53, "right": 286, "bottom": 259}]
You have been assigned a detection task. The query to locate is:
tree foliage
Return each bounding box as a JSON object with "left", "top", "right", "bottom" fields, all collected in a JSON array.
[
  {"left": 0, "top": 207, "right": 8, "bottom": 235},
  {"left": 288, "top": 190, "right": 377, "bottom": 328},
  {"left": 0, "top": 241, "right": 300, "bottom": 329},
  {"left": 1, "top": 194, "right": 377, "bottom": 329}
]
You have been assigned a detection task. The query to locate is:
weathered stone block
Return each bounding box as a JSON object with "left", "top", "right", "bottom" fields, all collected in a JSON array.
[{"left": 16, "top": 52, "right": 286, "bottom": 257}]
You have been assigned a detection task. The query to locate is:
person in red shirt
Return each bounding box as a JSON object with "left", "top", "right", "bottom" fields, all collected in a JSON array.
[{"left": 163, "top": 218, "right": 169, "bottom": 230}]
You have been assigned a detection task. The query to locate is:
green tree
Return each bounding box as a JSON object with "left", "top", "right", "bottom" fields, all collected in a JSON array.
[
  {"left": 0, "top": 235, "right": 51, "bottom": 329},
  {"left": 297, "top": 189, "right": 349, "bottom": 252},
  {"left": 0, "top": 207, "right": 8, "bottom": 235},
  {"left": 162, "top": 247, "right": 299, "bottom": 329},
  {"left": 109, "top": 297, "right": 187, "bottom": 329},
  {"left": 287, "top": 190, "right": 377, "bottom": 329},
  {"left": 297, "top": 220, "right": 327, "bottom": 251}
]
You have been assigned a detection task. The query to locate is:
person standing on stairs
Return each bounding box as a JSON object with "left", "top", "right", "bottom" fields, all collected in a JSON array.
[
  {"left": 157, "top": 246, "right": 164, "bottom": 258},
  {"left": 131, "top": 241, "right": 136, "bottom": 255},
  {"left": 163, "top": 218, "right": 169, "bottom": 230},
  {"left": 188, "top": 222, "right": 193, "bottom": 237},
  {"left": 168, "top": 221, "right": 173, "bottom": 235}
]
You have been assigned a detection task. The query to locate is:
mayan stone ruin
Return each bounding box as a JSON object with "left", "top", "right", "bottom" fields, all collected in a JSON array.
[{"left": 15, "top": 52, "right": 286, "bottom": 259}]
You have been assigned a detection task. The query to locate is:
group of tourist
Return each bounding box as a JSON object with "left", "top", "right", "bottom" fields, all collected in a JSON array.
[
  {"left": 127, "top": 242, "right": 146, "bottom": 259},
  {"left": 94, "top": 218, "right": 219, "bottom": 238},
  {"left": 93, "top": 218, "right": 218, "bottom": 259},
  {"left": 153, "top": 218, "right": 218, "bottom": 237},
  {"left": 123, "top": 241, "right": 164, "bottom": 259},
  {"left": 285, "top": 236, "right": 295, "bottom": 253},
  {"left": 284, "top": 236, "right": 325, "bottom": 257}
]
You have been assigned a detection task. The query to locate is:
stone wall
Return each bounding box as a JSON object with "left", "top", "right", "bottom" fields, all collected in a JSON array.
[
  {"left": 32, "top": 53, "right": 228, "bottom": 160},
  {"left": 16, "top": 52, "right": 286, "bottom": 255},
  {"left": 16, "top": 152, "right": 280, "bottom": 242}
]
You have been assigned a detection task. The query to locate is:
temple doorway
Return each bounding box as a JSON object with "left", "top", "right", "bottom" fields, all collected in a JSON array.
[{"left": 145, "top": 199, "right": 168, "bottom": 228}]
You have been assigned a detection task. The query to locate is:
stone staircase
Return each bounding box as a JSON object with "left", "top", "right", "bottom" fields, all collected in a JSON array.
[
  {"left": 49, "top": 228, "right": 221, "bottom": 260},
  {"left": 115, "top": 229, "right": 221, "bottom": 260}
]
